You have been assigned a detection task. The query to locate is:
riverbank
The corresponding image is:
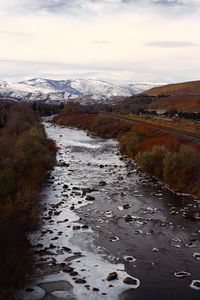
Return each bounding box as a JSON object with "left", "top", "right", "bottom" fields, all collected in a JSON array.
[
  {"left": 53, "top": 113, "right": 200, "bottom": 205},
  {"left": 0, "top": 103, "right": 57, "bottom": 299}
]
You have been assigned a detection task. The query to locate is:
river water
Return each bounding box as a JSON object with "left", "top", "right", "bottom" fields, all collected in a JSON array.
[{"left": 18, "top": 122, "right": 200, "bottom": 300}]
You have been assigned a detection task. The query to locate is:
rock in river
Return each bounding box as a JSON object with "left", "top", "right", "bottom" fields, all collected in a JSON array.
[
  {"left": 123, "top": 277, "right": 138, "bottom": 285},
  {"left": 85, "top": 195, "right": 95, "bottom": 201},
  {"left": 63, "top": 266, "right": 74, "bottom": 273},
  {"left": 190, "top": 280, "right": 200, "bottom": 290},
  {"left": 75, "top": 279, "right": 86, "bottom": 284},
  {"left": 193, "top": 252, "right": 200, "bottom": 260},
  {"left": 124, "top": 214, "right": 133, "bottom": 222},
  {"left": 73, "top": 226, "right": 81, "bottom": 230},
  {"left": 123, "top": 204, "right": 130, "bottom": 209},
  {"left": 174, "top": 271, "right": 191, "bottom": 278},
  {"left": 99, "top": 181, "right": 107, "bottom": 187},
  {"left": 82, "top": 225, "right": 89, "bottom": 230},
  {"left": 107, "top": 272, "right": 118, "bottom": 281}
]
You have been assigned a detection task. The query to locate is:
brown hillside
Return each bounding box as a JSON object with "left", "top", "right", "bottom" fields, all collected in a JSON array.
[
  {"left": 144, "top": 80, "right": 200, "bottom": 111},
  {"left": 145, "top": 80, "right": 200, "bottom": 96},
  {"left": 149, "top": 94, "right": 200, "bottom": 111}
]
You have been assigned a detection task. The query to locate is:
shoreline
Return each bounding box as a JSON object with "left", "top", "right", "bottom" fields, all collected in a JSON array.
[{"left": 52, "top": 114, "right": 200, "bottom": 218}]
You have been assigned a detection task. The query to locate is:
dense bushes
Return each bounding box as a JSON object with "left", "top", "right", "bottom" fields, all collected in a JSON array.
[
  {"left": 0, "top": 102, "right": 56, "bottom": 299},
  {"left": 119, "top": 132, "right": 139, "bottom": 157},
  {"left": 137, "top": 144, "right": 200, "bottom": 194},
  {"left": 90, "top": 115, "right": 131, "bottom": 138},
  {"left": 54, "top": 113, "right": 131, "bottom": 138},
  {"left": 137, "top": 145, "right": 169, "bottom": 178},
  {"left": 0, "top": 103, "right": 56, "bottom": 224},
  {"left": 55, "top": 113, "right": 96, "bottom": 130},
  {"left": 163, "top": 146, "right": 200, "bottom": 190},
  {"left": 120, "top": 124, "right": 200, "bottom": 196}
]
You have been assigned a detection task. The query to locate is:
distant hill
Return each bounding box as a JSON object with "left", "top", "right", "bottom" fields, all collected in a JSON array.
[
  {"left": 145, "top": 80, "right": 200, "bottom": 96},
  {"left": 149, "top": 94, "right": 200, "bottom": 111},
  {"left": 113, "top": 94, "right": 157, "bottom": 114},
  {"left": 0, "top": 78, "right": 159, "bottom": 104},
  {"left": 144, "top": 80, "right": 200, "bottom": 111}
]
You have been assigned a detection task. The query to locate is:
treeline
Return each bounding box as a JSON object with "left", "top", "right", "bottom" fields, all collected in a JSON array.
[
  {"left": 178, "top": 111, "right": 200, "bottom": 120},
  {"left": 32, "top": 100, "right": 112, "bottom": 116},
  {"left": 63, "top": 100, "right": 112, "bottom": 115},
  {"left": 0, "top": 102, "right": 56, "bottom": 299},
  {"left": 32, "top": 101, "right": 64, "bottom": 116},
  {"left": 54, "top": 111, "right": 200, "bottom": 199}
]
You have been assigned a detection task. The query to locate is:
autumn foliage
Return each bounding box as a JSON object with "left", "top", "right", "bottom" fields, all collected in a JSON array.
[
  {"left": 55, "top": 113, "right": 96, "bottom": 130},
  {"left": 54, "top": 113, "right": 131, "bottom": 138},
  {"left": 119, "top": 123, "right": 200, "bottom": 196},
  {"left": 0, "top": 102, "right": 56, "bottom": 299}
]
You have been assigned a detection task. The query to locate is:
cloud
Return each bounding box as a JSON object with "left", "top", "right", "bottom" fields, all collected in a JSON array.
[
  {"left": 0, "top": 0, "right": 200, "bottom": 84},
  {"left": 145, "top": 40, "right": 199, "bottom": 47},
  {"left": 123, "top": 0, "right": 193, "bottom": 6},
  {"left": 1, "top": 57, "right": 200, "bottom": 84},
  {"left": 2, "top": 0, "right": 198, "bottom": 16},
  {"left": 28, "top": 0, "right": 73, "bottom": 13},
  {"left": 91, "top": 40, "right": 111, "bottom": 44},
  {"left": 152, "top": 0, "right": 188, "bottom": 6},
  {"left": 0, "top": 30, "right": 34, "bottom": 37}
]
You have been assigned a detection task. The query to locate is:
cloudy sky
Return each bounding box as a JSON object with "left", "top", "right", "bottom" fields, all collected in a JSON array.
[{"left": 0, "top": 0, "right": 200, "bottom": 83}]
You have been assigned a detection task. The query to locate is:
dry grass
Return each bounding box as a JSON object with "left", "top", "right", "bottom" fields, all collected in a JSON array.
[
  {"left": 125, "top": 114, "right": 200, "bottom": 136},
  {"left": 144, "top": 80, "right": 200, "bottom": 111},
  {"left": 149, "top": 94, "right": 200, "bottom": 111},
  {"left": 145, "top": 80, "right": 200, "bottom": 96}
]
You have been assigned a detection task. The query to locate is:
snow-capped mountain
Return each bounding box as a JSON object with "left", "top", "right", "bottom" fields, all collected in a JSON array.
[{"left": 0, "top": 78, "right": 161, "bottom": 104}]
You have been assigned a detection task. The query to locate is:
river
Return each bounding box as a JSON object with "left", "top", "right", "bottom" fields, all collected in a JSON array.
[{"left": 18, "top": 122, "right": 200, "bottom": 300}]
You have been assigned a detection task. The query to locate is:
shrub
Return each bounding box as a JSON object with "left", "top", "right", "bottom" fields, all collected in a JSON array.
[
  {"left": 90, "top": 116, "right": 131, "bottom": 138},
  {"left": 119, "top": 131, "right": 139, "bottom": 157},
  {"left": 136, "top": 145, "right": 169, "bottom": 178},
  {"left": 163, "top": 145, "right": 200, "bottom": 190}
]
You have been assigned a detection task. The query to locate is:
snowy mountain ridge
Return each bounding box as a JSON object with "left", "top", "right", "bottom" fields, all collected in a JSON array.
[{"left": 0, "top": 78, "right": 162, "bottom": 103}]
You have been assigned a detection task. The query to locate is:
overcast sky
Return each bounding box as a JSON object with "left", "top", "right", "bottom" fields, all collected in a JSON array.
[{"left": 0, "top": 0, "right": 200, "bottom": 83}]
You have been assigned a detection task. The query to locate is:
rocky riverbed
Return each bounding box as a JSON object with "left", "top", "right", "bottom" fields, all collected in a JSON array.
[{"left": 17, "top": 122, "right": 200, "bottom": 300}]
